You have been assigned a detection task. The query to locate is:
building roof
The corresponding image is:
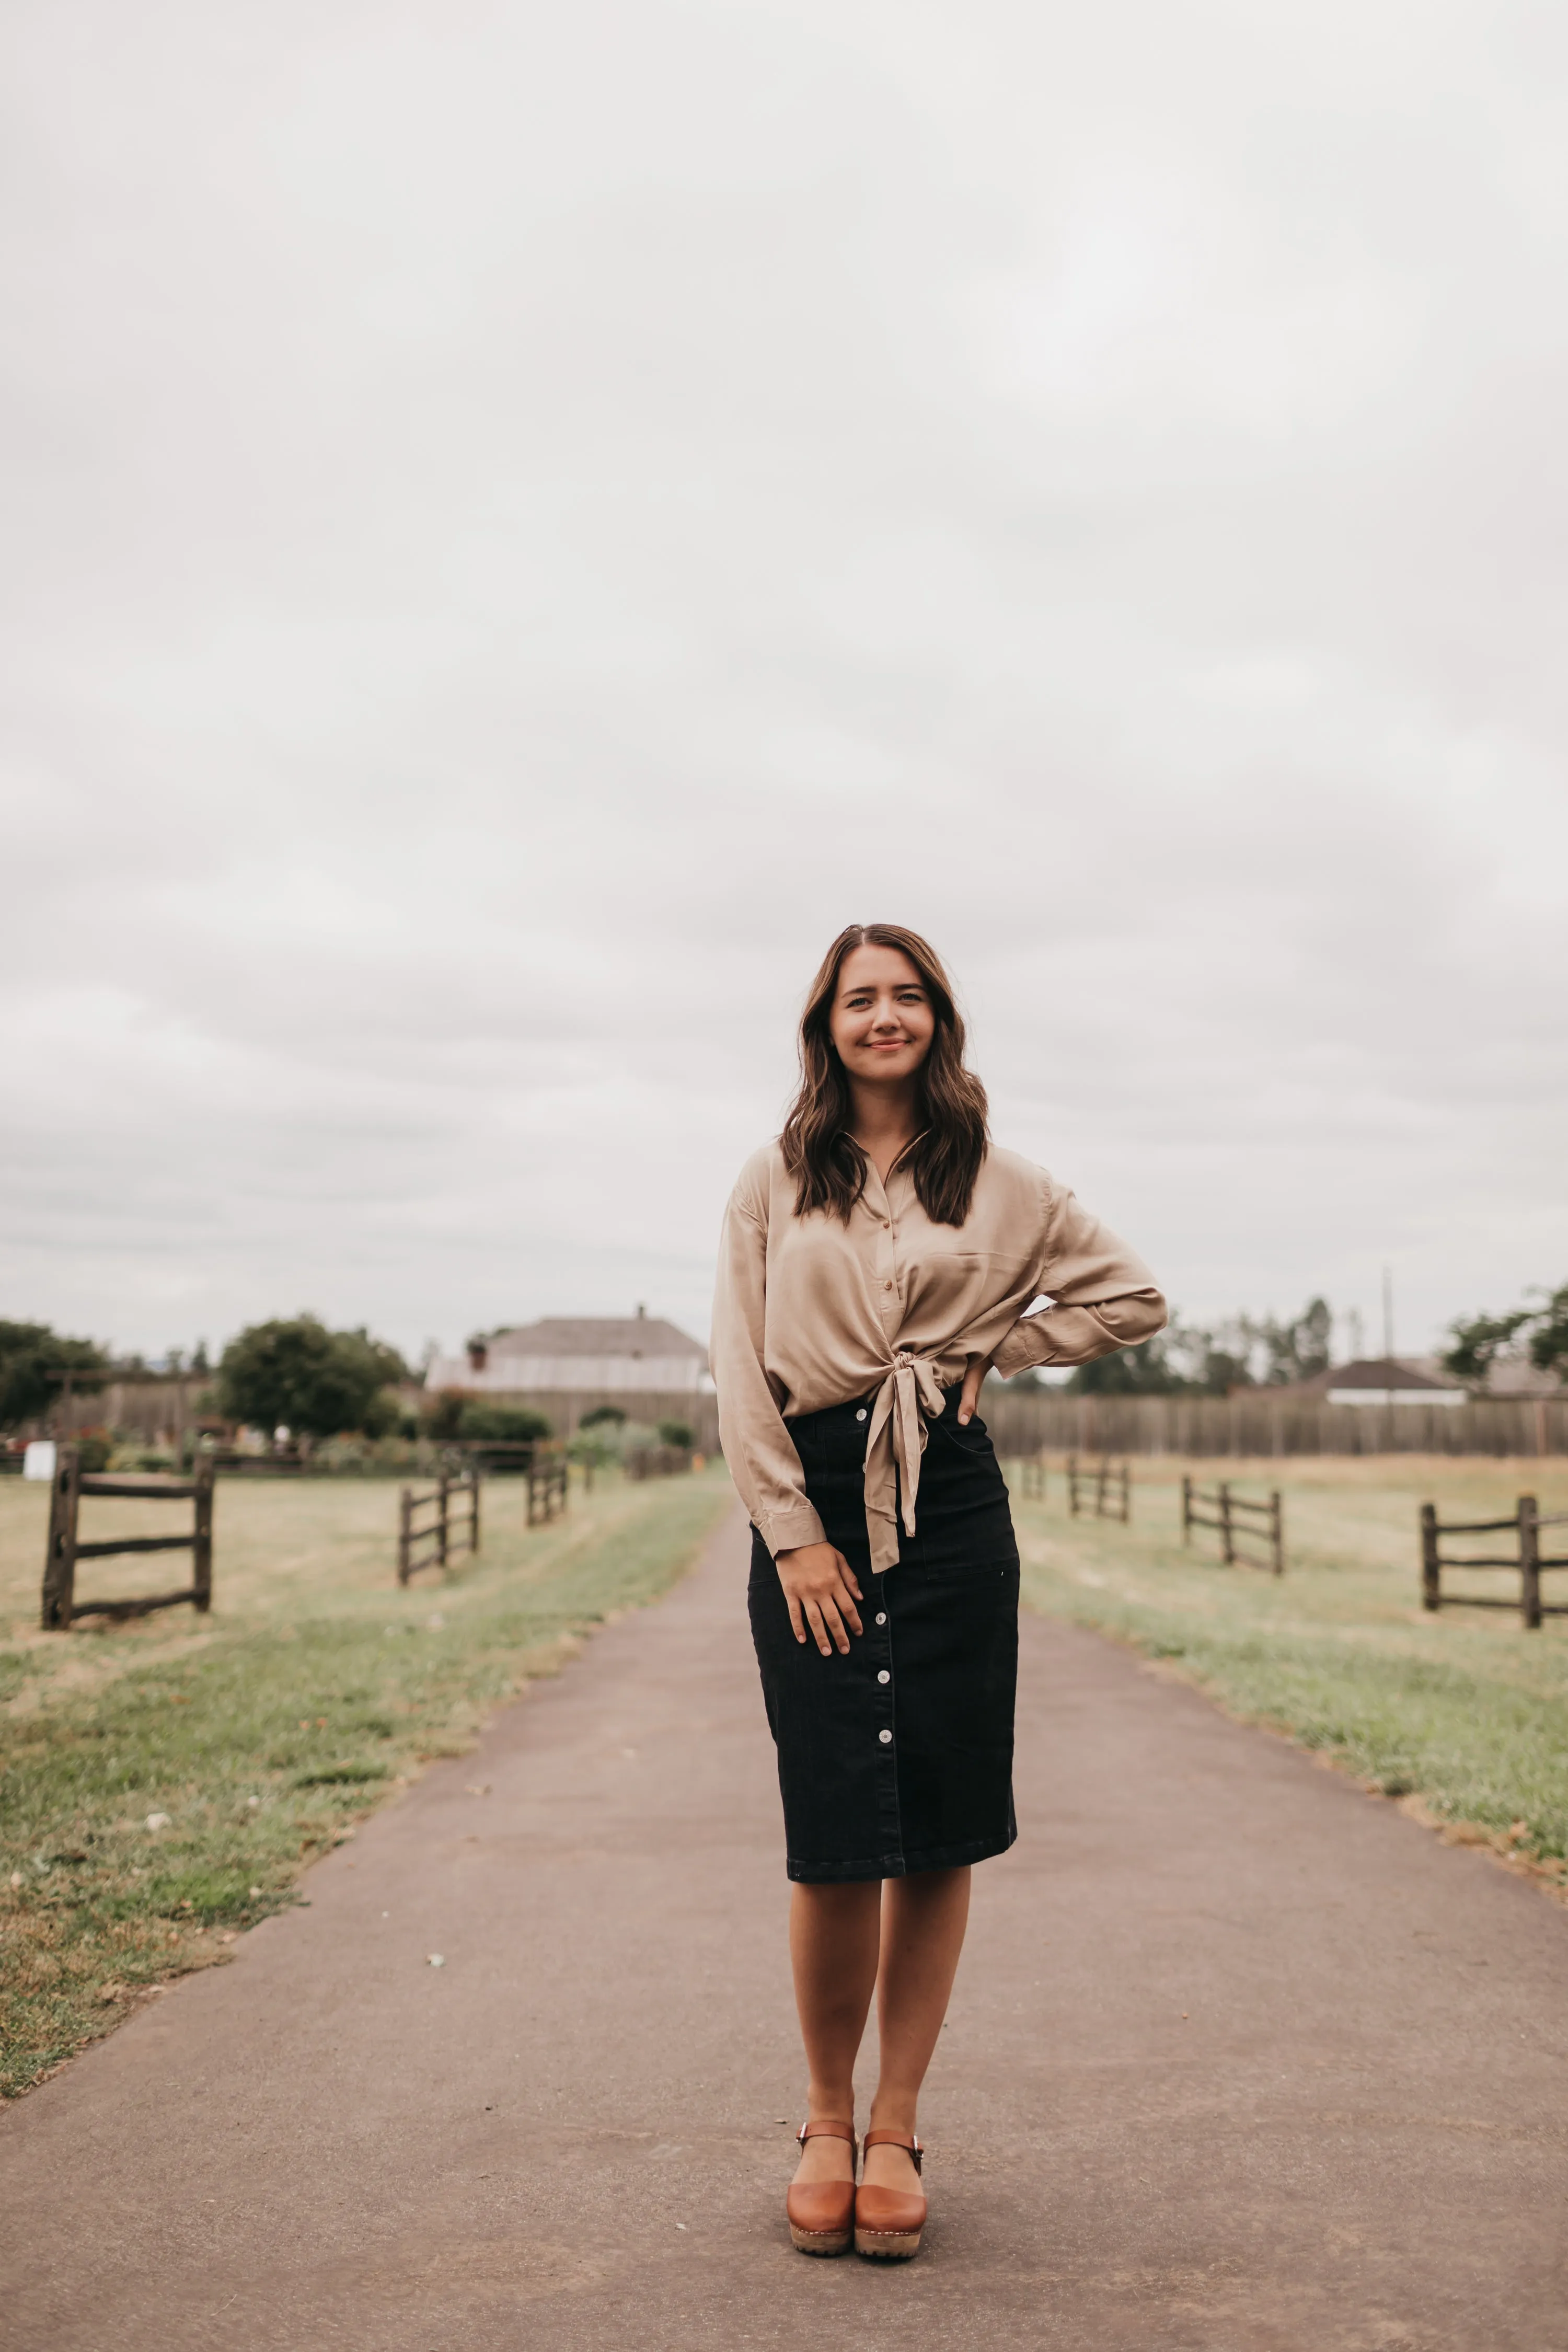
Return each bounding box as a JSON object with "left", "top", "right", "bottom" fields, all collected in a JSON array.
[
  {"left": 486, "top": 1315, "right": 705, "bottom": 1362},
  {"left": 1244, "top": 1357, "right": 1465, "bottom": 1404},
  {"left": 1320, "top": 1357, "right": 1460, "bottom": 1394}
]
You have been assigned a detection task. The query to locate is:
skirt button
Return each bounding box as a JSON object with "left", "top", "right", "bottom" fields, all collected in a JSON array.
[
  {"left": 878, "top": 1669, "right": 891, "bottom": 1684},
  {"left": 875, "top": 1611, "right": 886, "bottom": 1625},
  {"left": 855, "top": 1408, "right": 867, "bottom": 1422},
  {"left": 878, "top": 1729, "right": 893, "bottom": 1744}
]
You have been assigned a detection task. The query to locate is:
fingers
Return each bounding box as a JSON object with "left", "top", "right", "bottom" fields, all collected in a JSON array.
[
  {"left": 836, "top": 1549, "right": 863, "bottom": 1601},
  {"left": 787, "top": 1593, "right": 808, "bottom": 1645},
  {"left": 802, "top": 1597, "right": 839, "bottom": 1657}
]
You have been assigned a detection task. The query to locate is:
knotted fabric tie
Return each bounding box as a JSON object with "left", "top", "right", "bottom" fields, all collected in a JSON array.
[{"left": 862, "top": 1350, "right": 950, "bottom": 1574}]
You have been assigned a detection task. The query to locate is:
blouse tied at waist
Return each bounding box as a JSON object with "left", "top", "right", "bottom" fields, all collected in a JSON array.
[{"left": 862, "top": 1350, "right": 950, "bottom": 1574}]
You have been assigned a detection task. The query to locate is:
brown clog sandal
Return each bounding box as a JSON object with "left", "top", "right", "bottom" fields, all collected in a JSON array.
[
  {"left": 786, "top": 2118, "right": 858, "bottom": 2255},
  {"left": 854, "top": 2128, "right": 926, "bottom": 2260}
]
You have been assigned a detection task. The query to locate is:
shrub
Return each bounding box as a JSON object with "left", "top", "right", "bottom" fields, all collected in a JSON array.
[
  {"left": 656, "top": 1419, "right": 695, "bottom": 1450},
  {"left": 579, "top": 1403, "right": 627, "bottom": 1430},
  {"left": 455, "top": 1402, "right": 552, "bottom": 1444}
]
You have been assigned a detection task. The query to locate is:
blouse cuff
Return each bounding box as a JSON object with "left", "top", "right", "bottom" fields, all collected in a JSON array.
[{"left": 754, "top": 1503, "right": 828, "bottom": 1559}]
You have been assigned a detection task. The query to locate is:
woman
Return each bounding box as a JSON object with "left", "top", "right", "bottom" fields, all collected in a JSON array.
[{"left": 711, "top": 923, "right": 1165, "bottom": 2262}]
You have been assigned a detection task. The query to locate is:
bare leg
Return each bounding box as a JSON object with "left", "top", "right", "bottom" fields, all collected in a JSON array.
[
  {"left": 789, "top": 1881, "right": 880, "bottom": 2185},
  {"left": 862, "top": 1865, "right": 971, "bottom": 2192}
]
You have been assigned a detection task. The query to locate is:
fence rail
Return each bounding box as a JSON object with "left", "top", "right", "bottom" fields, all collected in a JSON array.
[
  {"left": 526, "top": 1458, "right": 570, "bottom": 1526},
  {"left": 1011, "top": 1454, "right": 1048, "bottom": 1502},
  {"left": 1182, "top": 1477, "right": 1284, "bottom": 1575},
  {"left": 41, "top": 1447, "right": 215, "bottom": 1629},
  {"left": 397, "top": 1468, "right": 481, "bottom": 1585},
  {"left": 1419, "top": 1495, "right": 1568, "bottom": 1629},
  {"left": 1068, "top": 1455, "right": 1131, "bottom": 1523}
]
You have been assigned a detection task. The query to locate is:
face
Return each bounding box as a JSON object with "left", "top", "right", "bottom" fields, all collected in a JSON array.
[{"left": 828, "top": 943, "right": 936, "bottom": 1088}]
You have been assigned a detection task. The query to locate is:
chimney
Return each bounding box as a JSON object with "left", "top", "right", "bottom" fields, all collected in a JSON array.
[{"left": 467, "top": 1339, "right": 488, "bottom": 1374}]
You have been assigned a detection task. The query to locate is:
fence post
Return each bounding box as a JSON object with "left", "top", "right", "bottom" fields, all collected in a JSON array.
[
  {"left": 1181, "top": 1474, "right": 1192, "bottom": 1544},
  {"left": 41, "top": 1444, "right": 82, "bottom": 1629},
  {"left": 1269, "top": 1490, "right": 1283, "bottom": 1576},
  {"left": 1219, "top": 1482, "right": 1235, "bottom": 1565},
  {"left": 1519, "top": 1496, "right": 1541, "bottom": 1631},
  {"left": 1095, "top": 1459, "right": 1108, "bottom": 1518},
  {"left": 1419, "top": 1502, "right": 1440, "bottom": 1611},
  {"left": 398, "top": 1488, "right": 412, "bottom": 1586},
  {"left": 437, "top": 1475, "right": 449, "bottom": 1570},
  {"left": 469, "top": 1467, "right": 480, "bottom": 1558},
  {"left": 192, "top": 1458, "right": 215, "bottom": 1610},
  {"left": 1068, "top": 1455, "right": 1080, "bottom": 1517},
  {"left": 1119, "top": 1462, "right": 1130, "bottom": 1524}
]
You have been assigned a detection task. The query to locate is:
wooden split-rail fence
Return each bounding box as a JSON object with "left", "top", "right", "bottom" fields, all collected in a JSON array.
[
  {"left": 1012, "top": 1454, "right": 1048, "bottom": 1502},
  {"left": 527, "top": 1457, "right": 570, "bottom": 1525},
  {"left": 1182, "top": 1476, "right": 1284, "bottom": 1575},
  {"left": 397, "top": 1467, "right": 481, "bottom": 1585},
  {"left": 1420, "top": 1495, "right": 1568, "bottom": 1629},
  {"left": 41, "top": 1445, "right": 215, "bottom": 1629},
  {"left": 1068, "top": 1455, "right": 1131, "bottom": 1523}
]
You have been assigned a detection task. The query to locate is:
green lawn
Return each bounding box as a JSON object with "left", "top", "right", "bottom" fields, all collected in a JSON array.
[
  {"left": 0, "top": 1465, "right": 733, "bottom": 2097},
  {"left": 1012, "top": 1454, "right": 1568, "bottom": 1883}
]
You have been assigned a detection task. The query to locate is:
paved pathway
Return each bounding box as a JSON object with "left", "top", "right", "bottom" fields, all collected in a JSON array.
[{"left": 4, "top": 1506, "right": 1566, "bottom": 2350}]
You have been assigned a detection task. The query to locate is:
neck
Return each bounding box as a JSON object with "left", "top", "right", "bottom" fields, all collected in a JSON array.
[{"left": 847, "top": 1077, "right": 922, "bottom": 1178}]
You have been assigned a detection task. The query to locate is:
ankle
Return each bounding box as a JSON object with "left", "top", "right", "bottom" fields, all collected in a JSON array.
[
  {"left": 867, "top": 2102, "right": 918, "bottom": 2141},
  {"left": 805, "top": 2085, "right": 856, "bottom": 2127}
]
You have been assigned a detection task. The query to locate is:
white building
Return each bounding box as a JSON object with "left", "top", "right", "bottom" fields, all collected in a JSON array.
[{"left": 424, "top": 1308, "right": 712, "bottom": 1398}]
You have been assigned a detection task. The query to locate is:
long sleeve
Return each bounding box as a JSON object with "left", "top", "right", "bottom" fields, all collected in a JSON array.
[
  {"left": 991, "top": 1182, "right": 1166, "bottom": 1377},
  {"left": 710, "top": 1194, "right": 827, "bottom": 1558}
]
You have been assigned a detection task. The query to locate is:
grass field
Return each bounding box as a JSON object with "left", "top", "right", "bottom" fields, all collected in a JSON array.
[
  {"left": 1012, "top": 1454, "right": 1568, "bottom": 1885},
  {"left": 0, "top": 1464, "right": 733, "bottom": 2097}
]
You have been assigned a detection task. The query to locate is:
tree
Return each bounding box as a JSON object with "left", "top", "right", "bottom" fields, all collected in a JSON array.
[
  {"left": 1443, "top": 1281, "right": 1568, "bottom": 1390},
  {"left": 217, "top": 1317, "right": 409, "bottom": 1439},
  {"left": 0, "top": 1321, "right": 110, "bottom": 1431},
  {"left": 656, "top": 1418, "right": 695, "bottom": 1449},
  {"left": 579, "top": 1403, "right": 627, "bottom": 1429},
  {"left": 1257, "top": 1297, "right": 1332, "bottom": 1385}
]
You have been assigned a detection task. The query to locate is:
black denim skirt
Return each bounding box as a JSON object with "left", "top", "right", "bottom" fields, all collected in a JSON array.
[{"left": 747, "top": 1385, "right": 1020, "bottom": 1884}]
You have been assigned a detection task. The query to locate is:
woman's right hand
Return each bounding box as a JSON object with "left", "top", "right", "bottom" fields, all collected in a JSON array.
[{"left": 775, "top": 1541, "right": 863, "bottom": 1655}]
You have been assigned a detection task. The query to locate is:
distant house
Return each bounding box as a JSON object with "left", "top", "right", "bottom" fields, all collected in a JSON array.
[
  {"left": 1261, "top": 1357, "right": 1467, "bottom": 1409},
  {"left": 424, "top": 1308, "right": 712, "bottom": 1398}
]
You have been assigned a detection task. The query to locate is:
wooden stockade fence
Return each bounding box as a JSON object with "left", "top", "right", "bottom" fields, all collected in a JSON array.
[
  {"left": 1068, "top": 1455, "right": 1131, "bottom": 1523},
  {"left": 527, "top": 1457, "right": 570, "bottom": 1525},
  {"left": 397, "top": 1467, "right": 481, "bottom": 1585},
  {"left": 41, "top": 1444, "right": 215, "bottom": 1629},
  {"left": 1419, "top": 1495, "right": 1568, "bottom": 1630},
  {"left": 1182, "top": 1476, "right": 1284, "bottom": 1575}
]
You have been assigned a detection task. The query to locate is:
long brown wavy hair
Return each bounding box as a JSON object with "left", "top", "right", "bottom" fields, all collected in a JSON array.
[{"left": 780, "top": 924, "right": 989, "bottom": 1226}]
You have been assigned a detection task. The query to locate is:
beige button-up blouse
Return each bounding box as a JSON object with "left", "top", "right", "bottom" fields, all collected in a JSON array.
[{"left": 711, "top": 1140, "right": 1166, "bottom": 1572}]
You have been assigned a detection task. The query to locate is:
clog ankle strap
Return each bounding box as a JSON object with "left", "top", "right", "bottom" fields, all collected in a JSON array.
[
  {"left": 797, "top": 2118, "right": 857, "bottom": 2146},
  {"left": 862, "top": 2127, "right": 923, "bottom": 2174}
]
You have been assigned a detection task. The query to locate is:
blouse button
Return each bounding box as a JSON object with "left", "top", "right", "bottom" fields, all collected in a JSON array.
[
  {"left": 875, "top": 1611, "right": 886, "bottom": 1625},
  {"left": 878, "top": 1669, "right": 891, "bottom": 1685},
  {"left": 878, "top": 1728, "right": 893, "bottom": 1744},
  {"left": 883, "top": 1279, "right": 893, "bottom": 1291},
  {"left": 855, "top": 1408, "right": 867, "bottom": 1422}
]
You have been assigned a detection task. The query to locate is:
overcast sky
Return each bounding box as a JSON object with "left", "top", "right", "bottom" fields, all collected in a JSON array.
[{"left": 3, "top": 0, "right": 1566, "bottom": 1369}]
